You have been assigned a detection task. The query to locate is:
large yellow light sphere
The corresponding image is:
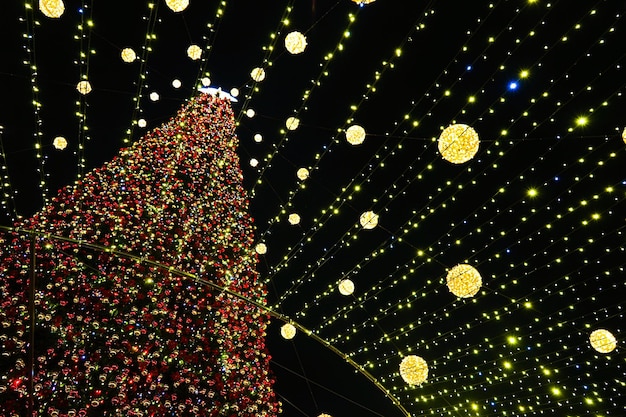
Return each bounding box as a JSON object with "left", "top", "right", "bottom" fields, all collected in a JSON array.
[
  {"left": 338, "top": 279, "right": 355, "bottom": 296},
  {"left": 589, "top": 329, "right": 617, "bottom": 353},
  {"left": 399, "top": 355, "right": 428, "bottom": 385},
  {"left": 285, "top": 31, "right": 307, "bottom": 54},
  {"left": 622, "top": 127, "right": 626, "bottom": 144},
  {"left": 76, "top": 80, "right": 92, "bottom": 95},
  {"left": 288, "top": 213, "right": 301, "bottom": 225},
  {"left": 121, "top": 48, "right": 137, "bottom": 63},
  {"left": 359, "top": 211, "right": 378, "bottom": 229},
  {"left": 53, "top": 136, "right": 67, "bottom": 150},
  {"left": 352, "top": 0, "right": 376, "bottom": 4},
  {"left": 438, "top": 123, "right": 480, "bottom": 164},
  {"left": 40, "top": 0, "right": 65, "bottom": 18},
  {"left": 187, "top": 44, "right": 202, "bottom": 60},
  {"left": 286, "top": 116, "right": 300, "bottom": 131},
  {"left": 296, "top": 168, "right": 309, "bottom": 180},
  {"left": 165, "top": 0, "right": 189, "bottom": 12},
  {"left": 251, "top": 67, "right": 266, "bottom": 82},
  {"left": 446, "top": 264, "right": 482, "bottom": 298},
  {"left": 280, "top": 323, "right": 296, "bottom": 340},
  {"left": 255, "top": 243, "right": 267, "bottom": 255},
  {"left": 345, "top": 125, "right": 366, "bottom": 145}
]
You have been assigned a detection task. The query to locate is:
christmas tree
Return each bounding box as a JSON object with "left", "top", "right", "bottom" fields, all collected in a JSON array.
[{"left": 0, "top": 93, "right": 280, "bottom": 416}]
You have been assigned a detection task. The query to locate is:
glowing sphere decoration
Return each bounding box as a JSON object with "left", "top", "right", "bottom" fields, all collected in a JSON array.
[
  {"left": 255, "top": 242, "right": 268, "bottom": 255},
  {"left": 296, "top": 167, "right": 309, "bottom": 180},
  {"left": 251, "top": 67, "right": 266, "bottom": 82},
  {"left": 39, "top": 0, "right": 65, "bottom": 18},
  {"left": 288, "top": 213, "right": 301, "bottom": 225},
  {"left": 76, "top": 80, "right": 92, "bottom": 95},
  {"left": 246, "top": 108, "right": 256, "bottom": 118},
  {"left": 352, "top": 0, "right": 376, "bottom": 4},
  {"left": 137, "top": 118, "right": 147, "bottom": 128},
  {"left": 281, "top": 323, "right": 296, "bottom": 340},
  {"left": 622, "top": 127, "right": 626, "bottom": 143},
  {"left": 254, "top": 133, "right": 263, "bottom": 143},
  {"left": 286, "top": 116, "right": 300, "bottom": 130},
  {"left": 249, "top": 158, "right": 259, "bottom": 167},
  {"left": 285, "top": 31, "right": 307, "bottom": 54},
  {"left": 172, "top": 79, "right": 182, "bottom": 88},
  {"left": 359, "top": 211, "right": 379, "bottom": 229},
  {"left": 187, "top": 44, "right": 202, "bottom": 60},
  {"left": 589, "top": 329, "right": 617, "bottom": 353},
  {"left": 52, "top": 136, "right": 67, "bottom": 150},
  {"left": 165, "top": 0, "right": 189, "bottom": 12},
  {"left": 446, "top": 264, "right": 482, "bottom": 298},
  {"left": 338, "top": 279, "right": 355, "bottom": 296},
  {"left": 201, "top": 77, "right": 211, "bottom": 86},
  {"left": 438, "top": 123, "right": 480, "bottom": 164},
  {"left": 150, "top": 91, "right": 160, "bottom": 101},
  {"left": 121, "top": 48, "right": 137, "bottom": 63},
  {"left": 318, "top": 414, "right": 332, "bottom": 417},
  {"left": 345, "top": 124, "right": 366, "bottom": 145},
  {"left": 399, "top": 355, "right": 428, "bottom": 385}
]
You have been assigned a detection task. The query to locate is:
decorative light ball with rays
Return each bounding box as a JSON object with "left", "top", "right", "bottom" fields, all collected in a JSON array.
[
  {"left": 52, "top": 136, "right": 67, "bottom": 150},
  {"left": 187, "top": 44, "right": 202, "bottom": 60},
  {"left": 121, "top": 47, "right": 137, "bottom": 63},
  {"left": 165, "top": 0, "right": 189, "bottom": 12},
  {"left": 446, "top": 263, "right": 482, "bottom": 298},
  {"left": 359, "top": 211, "right": 379, "bottom": 229},
  {"left": 399, "top": 355, "right": 428, "bottom": 385},
  {"left": 345, "top": 124, "right": 366, "bottom": 145},
  {"left": 438, "top": 123, "right": 480, "bottom": 164},
  {"left": 589, "top": 329, "right": 617, "bottom": 353},
  {"left": 255, "top": 242, "right": 267, "bottom": 255},
  {"left": 251, "top": 67, "right": 266, "bottom": 82},
  {"left": 338, "top": 279, "right": 355, "bottom": 296},
  {"left": 296, "top": 167, "right": 309, "bottom": 180},
  {"left": 39, "top": 0, "right": 65, "bottom": 18},
  {"left": 280, "top": 323, "right": 296, "bottom": 340},
  {"left": 285, "top": 31, "right": 307, "bottom": 54},
  {"left": 76, "top": 80, "right": 92, "bottom": 95},
  {"left": 286, "top": 116, "right": 300, "bottom": 130}
]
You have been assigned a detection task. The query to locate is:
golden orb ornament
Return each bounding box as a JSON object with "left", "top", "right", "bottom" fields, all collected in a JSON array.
[
  {"left": 438, "top": 123, "right": 480, "bottom": 164},
  {"left": 589, "top": 329, "right": 617, "bottom": 353},
  {"left": 338, "top": 279, "right": 355, "bottom": 296},
  {"left": 318, "top": 414, "right": 332, "bottom": 417},
  {"left": 255, "top": 243, "right": 267, "bottom": 255},
  {"left": 52, "top": 136, "right": 67, "bottom": 150},
  {"left": 187, "top": 44, "right": 202, "bottom": 60},
  {"left": 40, "top": 0, "right": 65, "bottom": 18},
  {"left": 76, "top": 80, "right": 92, "bottom": 95},
  {"left": 286, "top": 116, "right": 300, "bottom": 130},
  {"left": 280, "top": 323, "right": 296, "bottom": 340},
  {"left": 345, "top": 124, "right": 366, "bottom": 145},
  {"left": 137, "top": 119, "right": 147, "bottom": 128},
  {"left": 296, "top": 168, "right": 309, "bottom": 180},
  {"left": 171, "top": 79, "right": 182, "bottom": 89},
  {"left": 121, "top": 48, "right": 136, "bottom": 63},
  {"left": 288, "top": 213, "right": 301, "bottom": 225},
  {"left": 285, "top": 31, "right": 307, "bottom": 54},
  {"left": 165, "top": 0, "right": 189, "bottom": 12},
  {"left": 446, "top": 264, "right": 482, "bottom": 298},
  {"left": 352, "top": 0, "right": 376, "bottom": 4},
  {"left": 399, "top": 355, "right": 428, "bottom": 385},
  {"left": 622, "top": 127, "right": 626, "bottom": 143},
  {"left": 251, "top": 67, "right": 266, "bottom": 82},
  {"left": 359, "top": 211, "right": 379, "bottom": 229}
]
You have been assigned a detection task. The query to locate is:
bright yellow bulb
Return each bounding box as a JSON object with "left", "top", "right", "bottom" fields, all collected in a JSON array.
[
  {"left": 576, "top": 116, "right": 588, "bottom": 126},
  {"left": 527, "top": 188, "right": 538, "bottom": 197},
  {"left": 520, "top": 69, "right": 530, "bottom": 78}
]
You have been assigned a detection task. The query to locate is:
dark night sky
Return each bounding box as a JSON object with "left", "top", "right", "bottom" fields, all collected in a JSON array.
[{"left": 1, "top": 1, "right": 625, "bottom": 416}]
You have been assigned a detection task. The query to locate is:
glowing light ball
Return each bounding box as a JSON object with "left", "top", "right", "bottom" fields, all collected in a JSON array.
[
  {"left": 285, "top": 31, "right": 307, "bottom": 54},
  {"left": 438, "top": 123, "right": 480, "bottom": 164},
  {"left": 40, "top": 0, "right": 64, "bottom": 18},
  {"left": 137, "top": 119, "right": 147, "bottom": 128},
  {"left": 230, "top": 88, "right": 239, "bottom": 98},
  {"left": 296, "top": 168, "right": 309, "bottom": 180},
  {"left": 288, "top": 213, "right": 301, "bottom": 225},
  {"left": 187, "top": 44, "right": 202, "bottom": 60},
  {"left": 52, "top": 136, "right": 67, "bottom": 150},
  {"left": 76, "top": 80, "right": 92, "bottom": 95},
  {"left": 165, "top": 0, "right": 189, "bottom": 12},
  {"left": 246, "top": 109, "right": 256, "bottom": 118},
  {"left": 251, "top": 67, "right": 266, "bottom": 82},
  {"left": 286, "top": 116, "right": 300, "bottom": 130},
  {"left": 121, "top": 48, "right": 137, "bottom": 63},
  {"left": 201, "top": 77, "right": 211, "bottom": 87},
  {"left": 359, "top": 211, "right": 379, "bottom": 229},
  {"left": 318, "top": 414, "right": 332, "bottom": 417},
  {"left": 352, "top": 0, "right": 376, "bottom": 4},
  {"left": 249, "top": 158, "right": 259, "bottom": 167},
  {"left": 149, "top": 91, "right": 160, "bottom": 101},
  {"left": 399, "top": 355, "right": 428, "bottom": 385},
  {"left": 172, "top": 79, "right": 182, "bottom": 89},
  {"left": 446, "top": 264, "right": 482, "bottom": 298},
  {"left": 338, "top": 279, "right": 355, "bottom": 296},
  {"left": 346, "top": 125, "right": 366, "bottom": 145},
  {"left": 255, "top": 242, "right": 267, "bottom": 255},
  {"left": 622, "top": 127, "right": 626, "bottom": 143},
  {"left": 589, "top": 329, "right": 617, "bottom": 353},
  {"left": 254, "top": 133, "right": 263, "bottom": 143},
  {"left": 280, "top": 323, "right": 296, "bottom": 340}
]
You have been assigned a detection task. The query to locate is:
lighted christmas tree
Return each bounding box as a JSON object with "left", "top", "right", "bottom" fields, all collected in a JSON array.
[{"left": 0, "top": 93, "right": 280, "bottom": 416}]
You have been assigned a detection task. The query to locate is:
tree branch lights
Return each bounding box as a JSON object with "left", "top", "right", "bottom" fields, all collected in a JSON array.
[
  {"left": 0, "top": 94, "right": 280, "bottom": 416},
  {"left": 437, "top": 124, "right": 480, "bottom": 164},
  {"left": 445, "top": 264, "right": 482, "bottom": 298}
]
